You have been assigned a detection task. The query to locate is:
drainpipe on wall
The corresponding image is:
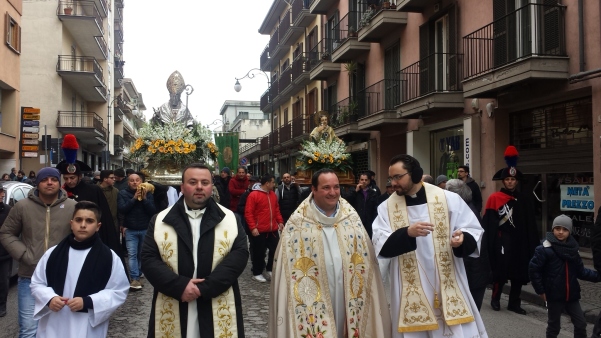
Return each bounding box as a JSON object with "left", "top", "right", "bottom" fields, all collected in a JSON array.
[{"left": 578, "top": 0, "right": 584, "bottom": 72}]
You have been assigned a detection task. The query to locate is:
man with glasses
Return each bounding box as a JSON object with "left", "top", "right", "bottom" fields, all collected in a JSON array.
[
  {"left": 98, "top": 170, "right": 119, "bottom": 234},
  {"left": 457, "top": 165, "right": 482, "bottom": 214},
  {"left": 372, "top": 154, "right": 487, "bottom": 337}
]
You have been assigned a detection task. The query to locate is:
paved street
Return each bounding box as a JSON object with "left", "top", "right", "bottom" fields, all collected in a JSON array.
[{"left": 0, "top": 257, "right": 599, "bottom": 337}]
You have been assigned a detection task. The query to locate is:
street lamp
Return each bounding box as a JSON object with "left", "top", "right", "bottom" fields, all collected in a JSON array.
[{"left": 234, "top": 68, "right": 273, "bottom": 175}]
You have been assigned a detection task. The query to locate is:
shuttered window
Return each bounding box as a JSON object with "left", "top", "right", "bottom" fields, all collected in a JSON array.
[{"left": 5, "top": 12, "right": 21, "bottom": 54}]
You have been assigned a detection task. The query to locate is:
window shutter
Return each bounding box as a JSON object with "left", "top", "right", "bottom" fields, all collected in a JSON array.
[
  {"left": 448, "top": 5, "right": 458, "bottom": 90},
  {"left": 493, "top": 0, "right": 508, "bottom": 67},
  {"left": 5, "top": 12, "right": 9, "bottom": 46},
  {"left": 17, "top": 24, "right": 21, "bottom": 52},
  {"left": 419, "top": 23, "right": 430, "bottom": 96}
]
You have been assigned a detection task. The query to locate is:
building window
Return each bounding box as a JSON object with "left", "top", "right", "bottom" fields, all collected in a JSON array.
[
  {"left": 5, "top": 13, "right": 21, "bottom": 53},
  {"left": 430, "top": 126, "right": 464, "bottom": 179}
]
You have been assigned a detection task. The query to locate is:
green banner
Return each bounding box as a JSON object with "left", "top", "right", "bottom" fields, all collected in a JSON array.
[{"left": 214, "top": 133, "right": 239, "bottom": 171}]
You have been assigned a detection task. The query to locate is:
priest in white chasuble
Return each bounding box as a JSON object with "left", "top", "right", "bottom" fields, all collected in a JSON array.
[
  {"left": 372, "top": 155, "right": 488, "bottom": 338},
  {"left": 269, "top": 168, "right": 392, "bottom": 338},
  {"left": 142, "top": 164, "right": 248, "bottom": 338}
]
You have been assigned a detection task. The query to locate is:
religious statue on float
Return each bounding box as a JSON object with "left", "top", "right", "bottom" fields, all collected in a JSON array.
[
  {"left": 151, "top": 70, "right": 195, "bottom": 128},
  {"left": 309, "top": 111, "right": 341, "bottom": 144}
]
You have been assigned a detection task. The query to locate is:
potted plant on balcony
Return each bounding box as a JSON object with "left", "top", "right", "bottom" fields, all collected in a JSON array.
[
  {"left": 348, "top": 26, "right": 357, "bottom": 38},
  {"left": 360, "top": 7, "right": 374, "bottom": 29},
  {"left": 383, "top": 1, "right": 391, "bottom": 9},
  {"left": 63, "top": 2, "right": 74, "bottom": 15}
]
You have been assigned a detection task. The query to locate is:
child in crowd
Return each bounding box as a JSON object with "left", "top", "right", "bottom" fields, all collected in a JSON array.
[
  {"left": 30, "top": 201, "right": 129, "bottom": 337},
  {"left": 529, "top": 214, "right": 601, "bottom": 338}
]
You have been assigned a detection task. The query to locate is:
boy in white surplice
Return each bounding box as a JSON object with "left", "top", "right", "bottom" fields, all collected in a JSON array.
[{"left": 30, "top": 201, "right": 129, "bottom": 338}]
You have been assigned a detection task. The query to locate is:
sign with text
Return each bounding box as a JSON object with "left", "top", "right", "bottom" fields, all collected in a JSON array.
[
  {"left": 560, "top": 184, "right": 594, "bottom": 211},
  {"left": 20, "top": 107, "right": 41, "bottom": 159}
]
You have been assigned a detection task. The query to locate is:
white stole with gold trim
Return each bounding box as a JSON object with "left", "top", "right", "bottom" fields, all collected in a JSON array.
[
  {"left": 387, "top": 183, "right": 474, "bottom": 333},
  {"left": 153, "top": 203, "right": 239, "bottom": 338}
]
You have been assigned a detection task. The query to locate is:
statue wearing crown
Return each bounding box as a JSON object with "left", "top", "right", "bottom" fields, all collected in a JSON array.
[{"left": 151, "top": 70, "right": 195, "bottom": 128}]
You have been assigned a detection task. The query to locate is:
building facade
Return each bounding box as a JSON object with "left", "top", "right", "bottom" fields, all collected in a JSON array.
[
  {"left": 19, "top": 0, "right": 143, "bottom": 172},
  {"left": 0, "top": 0, "right": 22, "bottom": 174},
  {"left": 250, "top": 0, "right": 601, "bottom": 249}
]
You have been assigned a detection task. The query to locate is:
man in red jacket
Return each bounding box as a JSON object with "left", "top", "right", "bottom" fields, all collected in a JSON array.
[
  {"left": 244, "top": 173, "right": 284, "bottom": 283},
  {"left": 228, "top": 167, "right": 249, "bottom": 212}
]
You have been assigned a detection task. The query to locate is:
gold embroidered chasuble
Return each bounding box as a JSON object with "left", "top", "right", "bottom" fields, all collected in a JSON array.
[
  {"left": 153, "top": 203, "right": 239, "bottom": 338},
  {"left": 269, "top": 195, "right": 391, "bottom": 338},
  {"left": 386, "top": 184, "right": 475, "bottom": 333}
]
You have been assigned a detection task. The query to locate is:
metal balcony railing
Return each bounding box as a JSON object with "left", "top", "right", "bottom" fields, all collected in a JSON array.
[
  {"left": 260, "top": 135, "right": 269, "bottom": 151},
  {"left": 260, "top": 44, "right": 270, "bottom": 70},
  {"left": 463, "top": 3, "right": 566, "bottom": 79},
  {"left": 306, "top": 38, "right": 332, "bottom": 72},
  {"left": 260, "top": 89, "right": 270, "bottom": 111},
  {"left": 114, "top": 20, "right": 124, "bottom": 42},
  {"left": 114, "top": 135, "right": 125, "bottom": 150},
  {"left": 292, "top": 53, "right": 308, "bottom": 80},
  {"left": 240, "top": 139, "right": 259, "bottom": 154},
  {"left": 268, "top": 26, "right": 279, "bottom": 58},
  {"left": 292, "top": 0, "right": 308, "bottom": 22},
  {"left": 280, "top": 66, "right": 292, "bottom": 92},
  {"left": 280, "top": 9, "right": 291, "bottom": 39},
  {"left": 56, "top": 111, "right": 107, "bottom": 139},
  {"left": 57, "top": 55, "right": 104, "bottom": 81},
  {"left": 280, "top": 123, "right": 292, "bottom": 143},
  {"left": 95, "top": 36, "right": 108, "bottom": 59},
  {"left": 57, "top": 0, "right": 103, "bottom": 35},
  {"left": 330, "top": 97, "right": 359, "bottom": 128},
  {"left": 398, "top": 53, "right": 463, "bottom": 103},
  {"left": 332, "top": 11, "right": 360, "bottom": 49},
  {"left": 270, "top": 77, "right": 279, "bottom": 101},
  {"left": 357, "top": 79, "right": 401, "bottom": 117}
]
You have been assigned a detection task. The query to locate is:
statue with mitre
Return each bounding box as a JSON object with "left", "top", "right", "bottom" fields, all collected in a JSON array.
[{"left": 151, "top": 70, "right": 195, "bottom": 128}]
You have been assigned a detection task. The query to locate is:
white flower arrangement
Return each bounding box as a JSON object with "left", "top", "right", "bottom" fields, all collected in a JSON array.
[{"left": 297, "top": 138, "right": 352, "bottom": 171}]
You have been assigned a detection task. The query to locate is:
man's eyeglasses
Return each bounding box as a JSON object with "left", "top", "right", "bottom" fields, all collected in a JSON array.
[
  {"left": 457, "top": 170, "right": 466, "bottom": 173},
  {"left": 387, "top": 172, "right": 410, "bottom": 182}
]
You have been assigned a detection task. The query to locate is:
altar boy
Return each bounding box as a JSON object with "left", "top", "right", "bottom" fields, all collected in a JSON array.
[{"left": 31, "top": 201, "right": 129, "bottom": 337}]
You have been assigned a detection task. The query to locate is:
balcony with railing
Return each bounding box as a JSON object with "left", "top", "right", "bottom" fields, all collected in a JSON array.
[
  {"left": 269, "top": 77, "right": 279, "bottom": 106},
  {"left": 309, "top": 0, "right": 336, "bottom": 14},
  {"left": 277, "top": 66, "right": 293, "bottom": 102},
  {"left": 56, "top": 111, "right": 107, "bottom": 144},
  {"left": 356, "top": 79, "right": 406, "bottom": 129},
  {"left": 114, "top": 135, "right": 125, "bottom": 152},
  {"left": 114, "top": 20, "right": 124, "bottom": 43},
  {"left": 329, "top": 97, "right": 369, "bottom": 138},
  {"left": 358, "top": 4, "right": 407, "bottom": 42},
  {"left": 292, "top": 52, "right": 310, "bottom": 89},
  {"left": 269, "top": 26, "right": 288, "bottom": 66},
  {"left": 281, "top": 7, "right": 306, "bottom": 48},
  {"left": 260, "top": 89, "right": 271, "bottom": 113},
  {"left": 93, "top": 0, "right": 108, "bottom": 17},
  {"left": 57, "top": 55, "right": 107, "bottom": 102},
  {"left": 57, "top": 1, "right": 106, "bottom": 60},
  {"left": 462, "top": 3, "right": 568, "bottom": 98},
  {"left": 280, "top": 122, "right": 292, "bottom": 144},
  {"left": 260, "top": 44, "right": 271, "bottom": 72},
  {"left": 122, "top": 115, "right": 135, "bottom": 139},
  {"left": 396, "top": 0, "right": 438, "bottom": 12},
  {"left": 397, "top": 53, "right": 464, "bottom": 117},
  {"left": 331, "top": 11, "right": 371, "bottom": 62},
  {"left": 114, "top": 98, "right": 124, "bottom": 121},
  {"left": 307, "top": 38, "right": 340, "bottom": 80},
  {"left": 292, "top": 0, "right": 316, "bottom": 27}
]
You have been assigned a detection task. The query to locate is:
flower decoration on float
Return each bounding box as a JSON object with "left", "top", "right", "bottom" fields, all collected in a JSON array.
[
  {"left": 128, "top": 121, "right": 218, "bottom": 169},
  {"left": 297, "top": 138, "right": 352, "bottom": 172}
]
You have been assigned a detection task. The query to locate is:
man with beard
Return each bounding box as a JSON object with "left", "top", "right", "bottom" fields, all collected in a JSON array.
[
  {"left": 274, "top": 173, "right": 301, "bottom": 224},
  {"left": 56, "top": 135, "right": 121, "bottom": 257},
  {"left": 142, "top": 163, "right": 248, "bottom": 337},
  {"left": 483, "top": 146, "right": 539, "bottom": 315},
  {"left": 347, "top": 172, "right": 379, "bottom": 238},
  {"left": 228, "top": 167, "right": 249, "bottom": 212},
  {"left": 372, "top": 154, "right": 487, "bottom": 337},
  {"left": 457, "top": 165, "right": 482, "bottom": 214}
]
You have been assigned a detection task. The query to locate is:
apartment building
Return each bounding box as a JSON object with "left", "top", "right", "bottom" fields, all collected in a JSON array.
[
  {"left": 251, "top": 0, "right": 601, "bottom": 247},
  {"left": 19, "top": 0, "right": 143, "bottom": 171},
  {"left": 0, "top": 0, "right": 22, "bottom": 174},
  {"left": 220, "top": 100, "right": 271, "bottom": 173}
]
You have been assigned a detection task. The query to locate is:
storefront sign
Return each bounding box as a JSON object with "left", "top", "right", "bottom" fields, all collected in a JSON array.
[{"left": 560, "top": 184, "right": 594, "bottom": 211}]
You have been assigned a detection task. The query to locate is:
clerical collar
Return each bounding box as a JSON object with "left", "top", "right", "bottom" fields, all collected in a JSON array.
[
  {"left": 184, "top": 203, "right": 206, "bottom": 219},
  {"left": 403, "top": 185, "right": 427, "bottom": 206},
  {"left": 311, "top": 199, "right": 339, "bottom": 218}
]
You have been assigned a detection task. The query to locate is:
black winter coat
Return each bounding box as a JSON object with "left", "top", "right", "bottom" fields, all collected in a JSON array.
[
  {"left": 276, "top": 183, "right": 300, "bottom": 223},
  {"left": 0, "top": 202, "right": 12, "bottom": 261},
  {"left": 529, "top": 236, "right": 600, "bottom": 302},
  {"left": 464, "top": 202, "right": 490, "bottom": 290},
  {"left": 142, "top": 197, "right": 248, "bottom": 337},
  {"left": 214, "top": 176, "right": 231, "bottom": 209},
  {"left": 346, "top": 188, "right": 379, "bottom": 238},
  {"left": 117, "top": 188, "right": 156, "bottom": 231},
  {"left": 592, "top": 206, "right": 601, "bottom": 271}
]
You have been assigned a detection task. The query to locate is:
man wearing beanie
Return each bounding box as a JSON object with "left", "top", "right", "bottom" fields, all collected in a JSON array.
[
  {"left": 529, "top": 215, "right": 601, "bottom": 338},
  {"left": 435, "top": 175, "right": 448, "bottom": 189},
  {"left": 0, "top": 167, "right": 76, "bottom": 337},
  {"left": 214, "top": 167, "right": 231, "bottom": 208}
]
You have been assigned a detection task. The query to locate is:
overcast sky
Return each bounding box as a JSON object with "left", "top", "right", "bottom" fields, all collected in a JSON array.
[{"left": 124, "top": 0, "right": 273, "bottom": 131}]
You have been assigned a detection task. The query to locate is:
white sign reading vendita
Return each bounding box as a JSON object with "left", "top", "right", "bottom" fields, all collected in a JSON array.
[{"left": 560, "top": 185, "right": 595, "bottom": 212}]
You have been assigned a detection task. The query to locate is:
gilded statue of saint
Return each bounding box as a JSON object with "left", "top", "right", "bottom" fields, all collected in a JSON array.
[
  {"left": 151, "top": 70, "right": 195, "bottom": 128},
  {"left": 310, "top": 111, "right": 339, "bottom": 144}
]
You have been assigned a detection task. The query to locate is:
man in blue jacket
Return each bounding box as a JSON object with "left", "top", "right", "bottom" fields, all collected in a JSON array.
[{"left": 118, "top": 172, "right": 155, "bottom": 290}]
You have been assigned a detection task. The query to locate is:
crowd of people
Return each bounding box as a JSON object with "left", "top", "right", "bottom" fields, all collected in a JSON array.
[{"left": 1, "top": 147, "right": 601, "bottom": 337}]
